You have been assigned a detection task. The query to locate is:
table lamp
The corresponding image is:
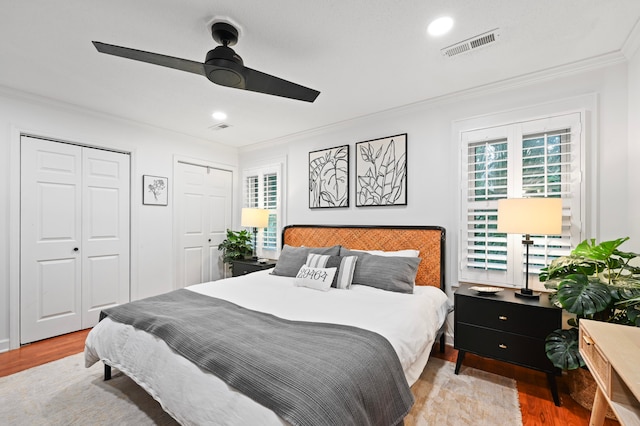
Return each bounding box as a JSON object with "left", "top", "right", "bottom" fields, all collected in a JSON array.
[
  {"left": 241, "top": 207, "right": 269, "bottom": 259},
  {"left": 497, "top": 198, "right": 562, "bottom": 299}
]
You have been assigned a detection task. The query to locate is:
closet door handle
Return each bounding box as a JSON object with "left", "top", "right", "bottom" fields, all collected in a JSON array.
[
  {"left": 208, "top": 239, "right": 212, "bottom": 242},
  {"left": 73, "top": 247, "right": 79, "bottom": 252}
]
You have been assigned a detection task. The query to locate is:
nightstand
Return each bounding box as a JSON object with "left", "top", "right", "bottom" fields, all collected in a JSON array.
[
  {"left": 231, "top": 259, "right": 276, "bottom": 277},
  {"left": 454, "top": 283, "right": 562, "bottom": 406}
]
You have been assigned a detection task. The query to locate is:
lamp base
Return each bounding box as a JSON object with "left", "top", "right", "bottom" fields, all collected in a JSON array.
[{"left": 514, "top": 288, "right": 540, "bottom": 299}]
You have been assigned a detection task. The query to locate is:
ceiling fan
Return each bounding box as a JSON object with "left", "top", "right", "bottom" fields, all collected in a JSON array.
[{"left": 92, "top": 22, "right": 320, "bottom": 103}]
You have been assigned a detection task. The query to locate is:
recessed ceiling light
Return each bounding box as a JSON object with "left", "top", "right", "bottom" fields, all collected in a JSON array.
[
  {"left": 428, "top": 16, "right": 454, "bottom": 37},
  {"left": 212, "top": 111, "right": 227, "bottom": 121}
]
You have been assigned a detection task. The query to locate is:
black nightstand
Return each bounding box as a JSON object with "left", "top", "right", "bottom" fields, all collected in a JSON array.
[
  {"left": 231, "top": 259, "right": 276, "bottom": 277},
  {"left": 454, "top": 283, "right": 562, "bottom": 406}
]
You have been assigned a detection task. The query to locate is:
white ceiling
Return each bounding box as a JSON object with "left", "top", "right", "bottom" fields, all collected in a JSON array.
[{"left": 2, "top": 1, "right": 639, "bottom": 147}]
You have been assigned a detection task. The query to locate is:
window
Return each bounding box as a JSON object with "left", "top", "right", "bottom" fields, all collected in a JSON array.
[
  {"left": 243, "top": 163, "right": 282, "bottom": 258},
  {"left": 460, "top": 112, "right": 583, "bottom": 287}
]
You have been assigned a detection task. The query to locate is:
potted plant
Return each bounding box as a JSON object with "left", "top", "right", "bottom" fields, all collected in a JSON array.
[
  {"left": 540, "top": 237, "right": 640, "bottom": 412},
  {"left": 218, "top": 229, "right": 253, "bottom": 272}
]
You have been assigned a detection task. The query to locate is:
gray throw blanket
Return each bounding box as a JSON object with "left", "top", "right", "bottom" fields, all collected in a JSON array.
[{"left": 100, "top": 289, "right": 414, "bottom": 426}]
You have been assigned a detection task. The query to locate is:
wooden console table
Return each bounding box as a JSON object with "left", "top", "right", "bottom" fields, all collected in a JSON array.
[{"left": 579, "top": 319, "right": 640, "bottom": 425}]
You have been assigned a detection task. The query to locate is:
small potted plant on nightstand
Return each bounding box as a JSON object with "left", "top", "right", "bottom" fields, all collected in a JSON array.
[
  {"left": 218, "top": 229, "right": 253, "bottom": 275},
  {"left": 540, "top": 237, "right": 640, "bottom": 413}
]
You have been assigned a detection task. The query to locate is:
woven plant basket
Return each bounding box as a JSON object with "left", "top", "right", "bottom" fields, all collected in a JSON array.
[{"left": 568, "top": 367, "right": 617, "bottom": 420}]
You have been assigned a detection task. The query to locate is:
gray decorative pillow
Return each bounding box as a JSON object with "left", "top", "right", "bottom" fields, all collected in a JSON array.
[
  {"left": 306, "top": 253, "right": 358, "bottom": 289},
  {"left": 271, "top": 245, "right": 341, "bottom": 277},
  {"left": 341, "top": 249, "right": 421, "bottom": 294}
]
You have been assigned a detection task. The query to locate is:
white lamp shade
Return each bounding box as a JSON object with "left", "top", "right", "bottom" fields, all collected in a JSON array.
[
  {"left": 241, "top": 208, "right": 269, "bottom": 228},
  {"left": 497, "top": 198, "right": 562, "bottom": 235}
]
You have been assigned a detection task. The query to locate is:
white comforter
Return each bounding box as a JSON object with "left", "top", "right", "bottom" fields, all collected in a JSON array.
[{"left": 85, "top": 270, "right": 449, "bottom": 425}]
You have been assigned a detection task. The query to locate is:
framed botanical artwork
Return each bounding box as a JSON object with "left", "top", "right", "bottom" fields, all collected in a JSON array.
[
  {"left": 309, "top": 144, "right": 349, "bottom": 208},
  {"left": 355, "top": 133, "right": 407, "bottom": 207},
  {"left": 143, "top": 175, "right": 168, "bottom": 206}
]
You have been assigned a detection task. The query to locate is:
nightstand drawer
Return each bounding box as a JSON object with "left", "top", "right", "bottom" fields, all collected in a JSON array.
[
  {"left": 456, "top": 323, "right": 552, "bottom": 371},
  {"left": 456, "top": 295, "right": 557, "bottom": 339}
]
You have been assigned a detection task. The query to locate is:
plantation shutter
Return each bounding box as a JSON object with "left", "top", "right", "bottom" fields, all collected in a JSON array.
[
  {"left": 262, "top": 173, "right": 278, "bottom": 250},
  {"left": 243, "top": 164, "right": 282, "bottom": 258},
  {"left": 460, "top": 112, "right": 583, "bottom": 287},
  {"left": 461, "top": 127, "right": 510, "bottom": 284},
  {"left": 245, "top": 175, "right": 259, "bottom": 208}
]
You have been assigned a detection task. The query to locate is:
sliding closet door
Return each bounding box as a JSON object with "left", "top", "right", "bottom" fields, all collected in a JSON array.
[
  {"left": 20, "top": 136, "right": 130, "bottom": 343},
  {"left": 175, "top": 162, "right": 232, "bottom": 288}
]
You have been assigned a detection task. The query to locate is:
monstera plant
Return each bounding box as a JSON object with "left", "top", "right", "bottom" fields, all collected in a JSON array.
[{"left": 540, "top": 237, "right": 640, "bottom": 370}]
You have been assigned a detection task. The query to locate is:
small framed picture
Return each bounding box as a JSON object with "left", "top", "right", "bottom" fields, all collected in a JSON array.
[
  {"left": 355, "top": 133, "right": 407, "bottom": 207},
  {"left": 143, "top": 175, "right": 168, "bottom": 206}
]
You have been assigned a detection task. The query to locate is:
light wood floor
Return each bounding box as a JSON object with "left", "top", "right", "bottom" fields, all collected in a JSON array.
[{"left": 0, "top": 330, "right": 618, "bottom": 425}]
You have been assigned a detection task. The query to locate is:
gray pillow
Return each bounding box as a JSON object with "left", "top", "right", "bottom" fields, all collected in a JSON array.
[
  {"left": 341, "top": 249, "right": 421, "bottom": 294},
  {"left": 306, "top": 253, "right": 358, "bottom": 289},
  {"left": 271, "top": 245, "right": 341, "bottom": 277}
]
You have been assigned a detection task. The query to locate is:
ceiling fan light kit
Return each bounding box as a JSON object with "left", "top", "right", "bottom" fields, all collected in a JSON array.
[{"left": 92, "top": 21, "right": 320, "bottom": 102}]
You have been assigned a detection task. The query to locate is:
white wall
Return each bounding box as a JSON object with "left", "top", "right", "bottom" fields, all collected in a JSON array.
[
  {"left": 2, "top": 57, "right": 635, "bottom": 351},
  {"left": 241, "top": 61, "right": 631, "bottom": 293},
  {"left": 627, "top": 46, "right": 640, "bottom": 251},
  {"left": 0, "top": 89, "right": 238, "bottom": 351}
]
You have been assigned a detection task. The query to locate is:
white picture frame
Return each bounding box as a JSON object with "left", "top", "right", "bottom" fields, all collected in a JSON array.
[{"left": 143, "top": 175, "right": 168, "bottom": 206}]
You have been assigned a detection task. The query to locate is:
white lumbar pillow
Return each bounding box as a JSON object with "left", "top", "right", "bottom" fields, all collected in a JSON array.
[{"left": 294, "top": 265, "right": 337, "bottom": 291}]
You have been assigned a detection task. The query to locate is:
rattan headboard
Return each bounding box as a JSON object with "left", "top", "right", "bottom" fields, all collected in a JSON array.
[{"left": 282, "top": 225, "right": 445, "bottom": 289}]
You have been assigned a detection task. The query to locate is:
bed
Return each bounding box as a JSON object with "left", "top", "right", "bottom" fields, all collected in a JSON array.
[{"left": 84, "top": 225, "right": 449, "bottom": 425}]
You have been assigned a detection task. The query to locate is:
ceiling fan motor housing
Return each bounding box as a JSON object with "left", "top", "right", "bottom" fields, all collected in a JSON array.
[{"left": 205, "top": 46, "right": 245, "bottom": 88}]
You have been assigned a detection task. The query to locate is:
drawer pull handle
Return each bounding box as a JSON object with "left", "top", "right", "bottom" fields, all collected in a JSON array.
[
  {"left": 498, "top": 344, "right": 507, "bottom": 349},
  {"left": 498, "top": 315, "right": 507, "bottom": 321},
  {"left": 583, "top": 335, "right": 594, "bottom": 346}
]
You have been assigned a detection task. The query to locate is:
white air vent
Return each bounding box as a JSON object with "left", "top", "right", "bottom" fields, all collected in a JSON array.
[
  {"left": 441, "top": 28, "right": 500, "bottom": 57},
  {"left": 208, "top": 123, "right": 232, "bottom": 131}
]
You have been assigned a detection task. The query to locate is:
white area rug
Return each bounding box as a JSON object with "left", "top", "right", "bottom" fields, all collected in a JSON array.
[
  {"left": 0, "top": 354, "right": 522, "bottom": 425},
  {"left": 406, "top": 358, "right": 523, "bottom": 426}
]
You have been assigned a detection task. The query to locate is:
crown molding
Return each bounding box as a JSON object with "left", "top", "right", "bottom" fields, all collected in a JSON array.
[
  {"left": 241, "top": 50, "right": 628, "bottom": 153},
  {"left": 0, "top": 85, "right": 235, "bottom": 152},
  {"left": 622, "top": 17, "right": 640, "bottom": 60}
]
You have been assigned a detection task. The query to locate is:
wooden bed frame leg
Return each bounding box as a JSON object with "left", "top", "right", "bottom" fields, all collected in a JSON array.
[{"left": 104, "top": 363, "right": 112, "bottom": 381}]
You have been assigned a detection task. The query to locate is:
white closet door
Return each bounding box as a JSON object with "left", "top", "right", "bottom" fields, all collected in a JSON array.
[
  {"left": 20, "top": 136, "right": 130, "bottom": 343},
  {"left": 176, "top": 162, "right": 232, "bottom": 288},
  {"left": 82, "top": 148, "right": 130, "bottom": 328},
  {"left": 21, "top": 137, "right": 83, "bottom": 343}
]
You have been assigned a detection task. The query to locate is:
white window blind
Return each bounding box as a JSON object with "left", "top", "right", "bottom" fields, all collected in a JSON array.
[
  {"left": 243, "top": 164, "right": 282, "bottom": 258},
  {"left": 262, "top": 173, "right": 278, "bottom": 250},
  {"left": 460, "top": 112, "right": 583, "bottom": 287}
]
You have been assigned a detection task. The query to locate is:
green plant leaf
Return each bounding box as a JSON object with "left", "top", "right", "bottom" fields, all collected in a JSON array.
[
  {"left": 545, "top": 328, "right": 584, "bottom": 370},
  {"left": 627, "top": 304, "right": 640, "bottom": 326},
  {"left": 556, "top": 274, "right": 611, "bottom": 316},
  {"left": 539, "top": 255, "right": 599, "bottom": 281},
  {"left": 218, "top": 229, "right": 253, "bottom": 264},
  {"left": 572, "top": 237, "right": 629, "bottom": 261}
]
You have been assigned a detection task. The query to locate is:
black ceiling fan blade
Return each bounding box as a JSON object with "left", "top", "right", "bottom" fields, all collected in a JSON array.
[
  {"left": 242, "top": 67, "right": 320, "bottom": 102},
  {"left": 92, "top": 41, "right": 206, "bottom": 76}
]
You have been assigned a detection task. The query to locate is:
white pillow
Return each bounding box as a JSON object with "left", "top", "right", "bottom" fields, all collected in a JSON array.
[
  {"left": 348, "top": 248, "right": 420, "bottom": 257},
  {"left": 294, "top": 265, "right": 337, "bottom": 291}
]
